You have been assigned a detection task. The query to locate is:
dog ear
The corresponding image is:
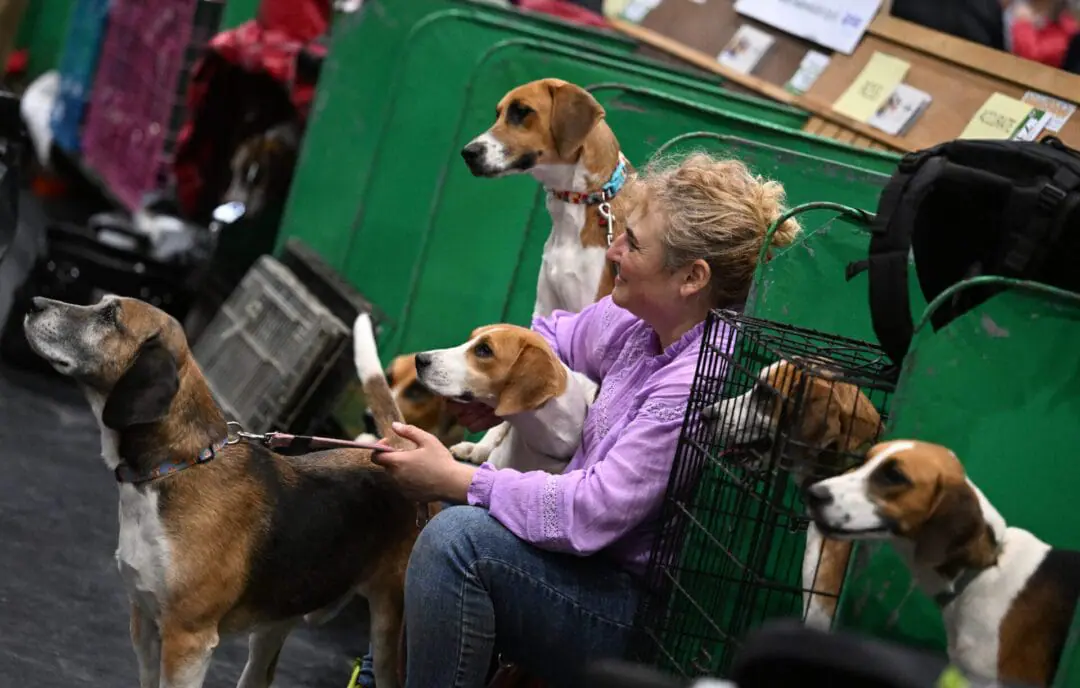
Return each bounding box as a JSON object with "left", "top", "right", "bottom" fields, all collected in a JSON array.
[
  {"left": 549, "top": 82, "right": 604, "bottom": 159},
  {"left": 102, "top": 335, "right": 180, "bottom": 430},
  {"left": 495, "top": 344, "right": 563, "bottom": 417},
  {"left": 912, "top": 479, "right": 994, "bottom": 569}
]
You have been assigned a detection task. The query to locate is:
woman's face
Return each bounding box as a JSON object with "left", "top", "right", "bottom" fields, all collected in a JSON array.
[{"left": 606, "top": 200, "right": 688, "bottom": 318}]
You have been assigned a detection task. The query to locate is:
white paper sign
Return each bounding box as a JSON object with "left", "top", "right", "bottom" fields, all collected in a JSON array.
[{"left": 733, "top": 0, "right": 884, "bottom": 55}]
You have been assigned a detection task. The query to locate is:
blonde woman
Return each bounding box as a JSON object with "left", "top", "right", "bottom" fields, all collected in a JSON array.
[{"left": 373, "top": 153, "right": 801, "bottom": 687}]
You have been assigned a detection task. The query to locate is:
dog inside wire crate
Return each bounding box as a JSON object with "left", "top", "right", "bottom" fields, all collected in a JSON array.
[{"left": 632, "top": 309, "right": 896, "bottom": 678}]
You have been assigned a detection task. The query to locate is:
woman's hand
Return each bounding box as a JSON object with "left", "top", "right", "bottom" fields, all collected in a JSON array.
[
  {"left": 447, "top": 400, "right": 502, "bottom": 432},
  {"left": 372, "top": 422, "right": 478, "bottom": 503}
]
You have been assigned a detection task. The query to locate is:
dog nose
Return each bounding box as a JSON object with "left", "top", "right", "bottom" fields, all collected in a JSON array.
[
  {"left": 28, "top": 297, "right": 53, "bottom": 315},
  {"left": 461, "top": 142, "right": 482, "bottom": 164},
  {"left": 804, "top": 484, "right": 834, "bottom": 510},
  {"left": 415, "top": 353, "right": 432, "bottom": 370}
]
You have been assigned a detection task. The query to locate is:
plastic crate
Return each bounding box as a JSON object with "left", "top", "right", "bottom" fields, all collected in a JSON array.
[
  {"left": 49, "top": 0, "right": 111, "bottom": 153},
  {"left": 192, "top": 255, "right": 349, "bottom": 434},
  {"left": 80, "top": 0, "right": 221, "bottom": 209}
]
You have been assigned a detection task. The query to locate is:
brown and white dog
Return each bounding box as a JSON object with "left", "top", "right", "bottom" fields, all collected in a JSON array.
[
  {"left": 414, "top": 324, "right": 598, "bottom": 474},
  {"left": 23, "top": 295, "right": 416, "bottom": 688},
  {"left": 461, "top": 78, "right": 632, "bottom": 318},
  {"left": 702, "top": 359, "right": 884, "bottom": 631},
  {"left": 806, "top": 440, "right": 1080, "bottom": 686},
  {"left": 223, "top": 120, "right": 301, "bottom": 219}
]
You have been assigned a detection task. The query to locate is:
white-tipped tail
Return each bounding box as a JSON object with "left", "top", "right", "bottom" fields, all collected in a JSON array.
[{"left": 353, "top": 313, "right": 383, "bottom": 382}]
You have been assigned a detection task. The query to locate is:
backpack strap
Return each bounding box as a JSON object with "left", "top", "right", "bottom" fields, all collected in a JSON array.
[
  {"left": 857, "top": 154, "right": 947, "bottom": 377},
  {"left": 1001, "top": 165, "right": 1080, "bottom": 278}
]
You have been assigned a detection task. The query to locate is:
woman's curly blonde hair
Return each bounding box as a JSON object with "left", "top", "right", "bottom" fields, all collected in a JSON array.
[{"left": 625, "top": 152, "right": 802, "bottom": 307}]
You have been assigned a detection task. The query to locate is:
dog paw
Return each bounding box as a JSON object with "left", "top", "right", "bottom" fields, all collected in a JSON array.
[{"left": 451, "top": 441, "right": 487, "bottom": 465}]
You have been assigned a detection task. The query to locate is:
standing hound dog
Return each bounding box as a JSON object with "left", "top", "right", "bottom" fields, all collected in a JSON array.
[
  {"left": 806, "top": 439, "right": 1080, "bottom": 687},
  {"left": 461, "top": 78, "right": 632, "bottom": 318},
  {"left": 414, "top": 324, "right": 598, "bottom": 474},
  {"left": 703, "top": 359, "right": 884, "bottom": 631},
  {"left": 356, "top": 352, "right": 467, "bottom": 450},
  {"left": 23, "top": 295, "right": 417, "bottom": 688}
]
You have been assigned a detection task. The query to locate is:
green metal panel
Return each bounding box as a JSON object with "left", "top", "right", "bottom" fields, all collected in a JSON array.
[
  {"left": 836, "top": 279, "right": 1080, "bottom": 656},
  {"left": 221, "top": 0, "right": 261, "bottom": 29},
  {"left": 592, "top": 85, "right": 900, "bottom": 176},
  {"left": 15, "top": 0, "right": 73, "bottom": 78},
  {"left": 744, "top": 203, "right": 924, "bottom": 343},
  {"left": 276, "top": 0, "right": 638, "bottom": 268}
]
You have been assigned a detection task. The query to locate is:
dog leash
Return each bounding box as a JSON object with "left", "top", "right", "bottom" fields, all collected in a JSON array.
[
  {"left": 227, "top": 422, "right": 431, "bottom": 528},
  {"left": 226, "top": 422, "right": 390, "bottom": 453}
]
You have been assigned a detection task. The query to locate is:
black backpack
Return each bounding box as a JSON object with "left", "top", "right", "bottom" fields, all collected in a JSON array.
[{"left": 849, "top": 136, "right": 1080, "bottom": 376}]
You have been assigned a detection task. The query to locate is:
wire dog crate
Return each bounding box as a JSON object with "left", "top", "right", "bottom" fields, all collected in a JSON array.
[
  {"left": 633, "top": 309, "right": 896, "bottom": 678},
  {"left": 192, "top": 255, "right": 349, "bottom": 434}
]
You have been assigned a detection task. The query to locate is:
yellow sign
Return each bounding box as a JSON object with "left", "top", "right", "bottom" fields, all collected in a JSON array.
[
  {"left": 832, "top": 52, "right": 911, "bottom": 123},
  {"left": 960, "top": 93, "right": 1034, "bottom": 140}
]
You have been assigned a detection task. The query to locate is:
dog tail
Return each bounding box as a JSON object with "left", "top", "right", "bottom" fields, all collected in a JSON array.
[{"left": 353, "top": 313, "right": 413, "bottom": 450}]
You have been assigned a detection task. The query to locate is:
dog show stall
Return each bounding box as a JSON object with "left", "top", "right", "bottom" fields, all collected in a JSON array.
[
  {"left": 3, "top": 0, "right": 1079, "bottom": 685},
  {"left": 268, "top": 2, "right": 1080, "bottom": 683}
]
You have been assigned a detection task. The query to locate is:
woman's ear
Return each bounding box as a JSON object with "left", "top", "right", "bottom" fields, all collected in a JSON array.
[{"left": 680, "top": 259, "right": 711, "bottom": 298}]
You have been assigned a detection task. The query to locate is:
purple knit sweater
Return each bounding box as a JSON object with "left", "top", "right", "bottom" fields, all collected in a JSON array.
[{"left": 467, "top": 296, "right": 731, "bottom": 575}]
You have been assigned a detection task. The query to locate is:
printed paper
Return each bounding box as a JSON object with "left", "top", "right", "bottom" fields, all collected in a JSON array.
[
  {"left": 960, "top": 93, "right": 1034, "bottom": 140},
  {"left": 832, "top": 52, "right": 910, "bottom": 123},
  {"left": 734, "top": 0, "right": 884, "bottom": 55},
  {"left": 785, "top": 50, "right": 832, "bottom": 95},
  {"left": 1021, "top": 91, "right": 1077, "bottom": 133},
  {"left": 867, "top": 83, "right": 932, "bottom": 136},
  {"left": 717, "top": 25, "right": 776, "bottom": 74}
]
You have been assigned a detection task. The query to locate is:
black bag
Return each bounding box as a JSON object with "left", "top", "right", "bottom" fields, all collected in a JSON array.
[{"left": 850, "top": 136, "right": 1080, "bottom": 375}]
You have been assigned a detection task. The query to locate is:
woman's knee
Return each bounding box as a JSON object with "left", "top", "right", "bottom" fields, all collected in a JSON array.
[{"left": 407, "top": 505, "right": 496, "bottom": 577}]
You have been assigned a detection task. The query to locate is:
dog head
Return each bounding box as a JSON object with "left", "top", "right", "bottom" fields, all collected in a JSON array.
[
  {"left": 703, "top": 359, "right": 883, "bottom": 481},
  {"left": 805, "top": 440, "right": 1004, "bottom": 571},
  {"left": 414, "top": 325, "right": 567, "bottom": 417},
  {"left": 223, "top": 121, "right": 300, "bottom": 217},
  {"left": 460, "top": 78, "right": 605, "bottom": 178},
  {"left": 24, "top": 295, "right": 190, "bottom": 430}
]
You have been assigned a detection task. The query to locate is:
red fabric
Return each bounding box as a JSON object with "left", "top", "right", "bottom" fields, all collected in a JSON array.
[
  {"left": 1011, "top": 14, "right": 1079, "bottom": 68},
  {"left": 171, "top": 0, "right": 329, "bottom": 218},
  {"left": 258, "top": 0, "right": 331, "bottom": 41},
  {"left": 5, "top": 49, "right": 26, "bottom": 76},
  {"left": 516, "top": 0, "right": 609, "bottom": 29}
]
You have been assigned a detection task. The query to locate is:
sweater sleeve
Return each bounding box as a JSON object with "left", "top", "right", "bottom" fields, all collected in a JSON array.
[
  {"left": 466, "top": 386, "right": 688, "bottom": 556},
  {"left": 1011, "top": 18, "right": 1071, "bottom": 67},
  {"left": 530, "top": 297, "right": 616, "bottom": 381}
]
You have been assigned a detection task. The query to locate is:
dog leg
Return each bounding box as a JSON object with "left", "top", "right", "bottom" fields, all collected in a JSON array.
[
  {"left": 368, "top": 590, "right": 405, "bottom": 688},
  {"left": 130, "top": 602, "right": 161, "bottom": 688},
  {"left": 802, "top": 523, "right": 852, "bottom": 631},
  {"left": 236, "top": 620, "right": 296, "bottom": 688},
  {"left": 160, "top": 624, "right": 218, "bottom": 688},
  {"left": 451, "top": 421, "right": 510, "bottom": 465}
]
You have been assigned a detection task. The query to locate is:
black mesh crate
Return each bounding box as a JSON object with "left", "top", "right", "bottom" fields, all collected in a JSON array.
[{"left": 632, "top": 309, "right": 896, "bottom": 678}]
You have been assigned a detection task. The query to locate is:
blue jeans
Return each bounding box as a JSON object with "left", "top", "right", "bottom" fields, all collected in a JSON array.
[{"left": 397, "top": 505, "right": 642, "bottom": 687}]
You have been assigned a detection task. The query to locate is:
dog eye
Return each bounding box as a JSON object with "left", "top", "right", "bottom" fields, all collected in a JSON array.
[
  {"left": 473, "top": 342, "right": 494, "bottom": 359},
  {"left": 506, "top": 102, "right": 533, "bottom": 126},
  {"left": 873, "top": 460, "right": 911, "bottom": 488}
]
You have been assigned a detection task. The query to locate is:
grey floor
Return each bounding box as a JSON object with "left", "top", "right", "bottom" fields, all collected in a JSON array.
[{"left": 0, "top": 193, "right": 370, "bottom": 687}]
